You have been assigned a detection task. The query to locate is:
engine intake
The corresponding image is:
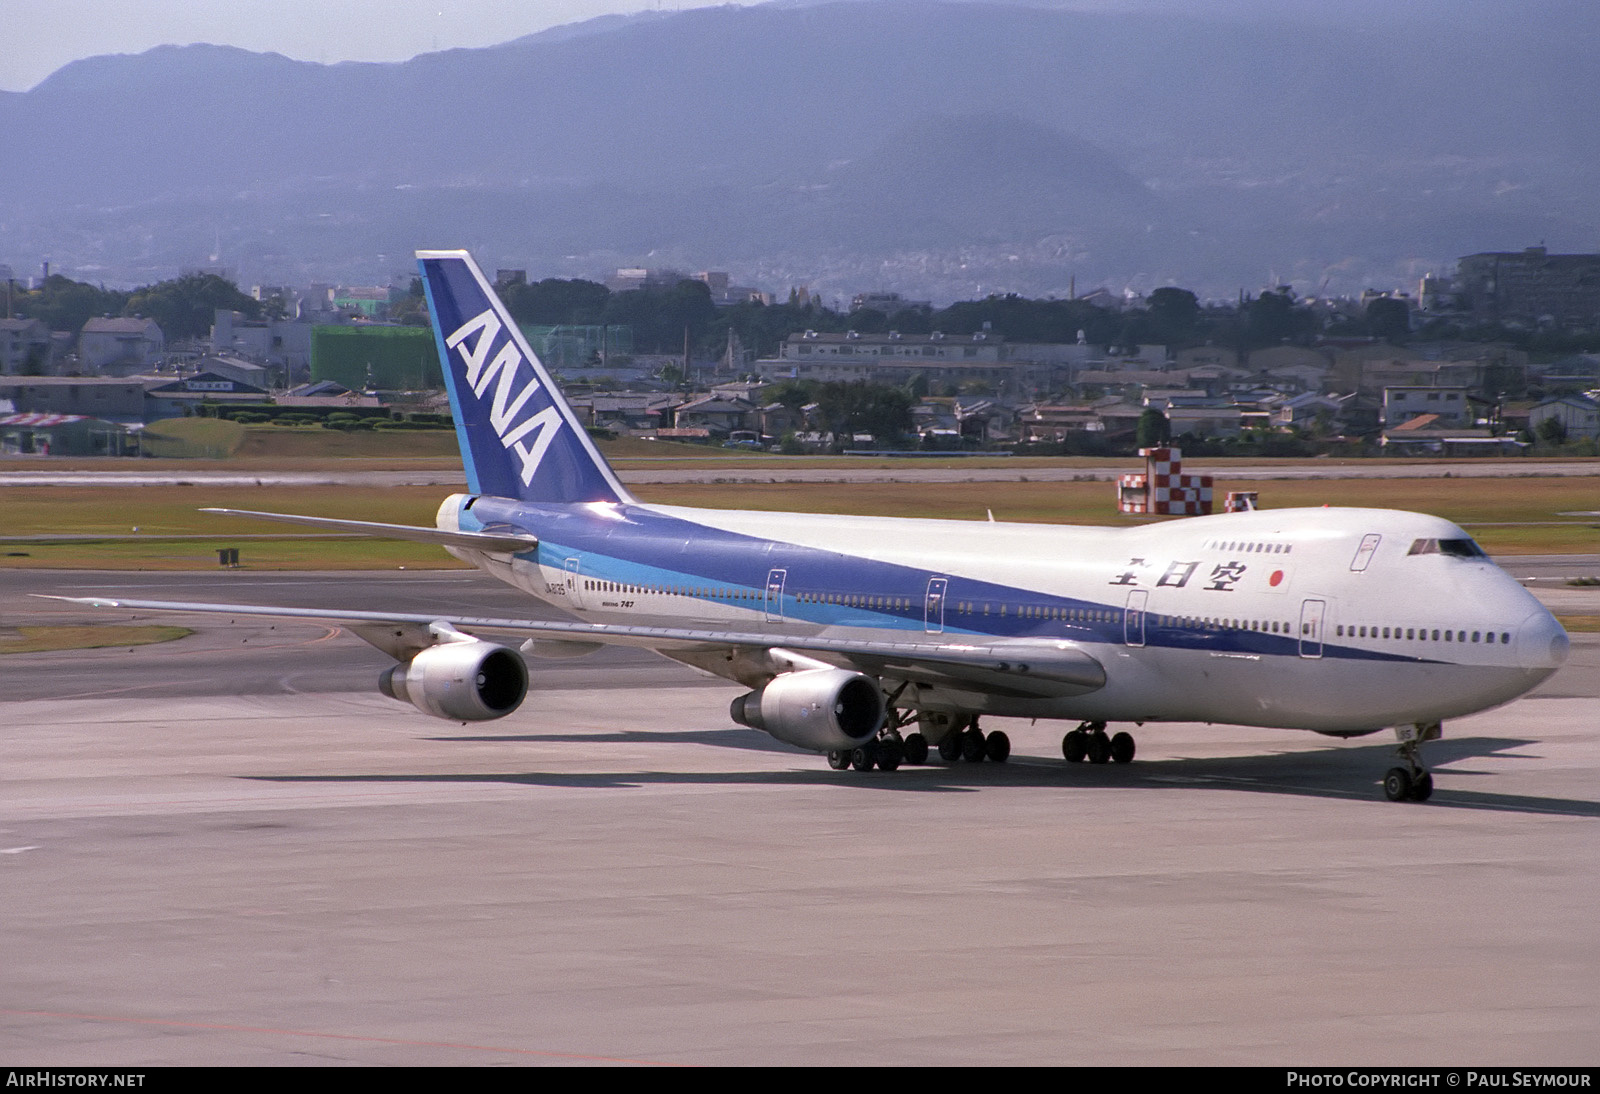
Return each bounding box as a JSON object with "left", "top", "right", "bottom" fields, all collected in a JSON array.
[
  {"left": 730, "top": 668, "right": 884, "bottom": 752},
  {"left": 379, "top": 640, "right": 528, "bottom": 721}
]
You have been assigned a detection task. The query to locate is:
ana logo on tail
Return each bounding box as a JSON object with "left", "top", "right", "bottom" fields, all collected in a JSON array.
[
  {"left": 445, "top": 307, "right": 563, "bottom": 487},
  {"left": 418, "top": 249, "right": 629, "bottom": 505}
]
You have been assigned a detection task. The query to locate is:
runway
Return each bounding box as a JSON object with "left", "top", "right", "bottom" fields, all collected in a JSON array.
[{"left": 2, "top": 569, "right": 1598, "bottom": 1065}]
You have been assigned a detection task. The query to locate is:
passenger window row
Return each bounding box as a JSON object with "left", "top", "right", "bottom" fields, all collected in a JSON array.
[
  {"left": 1205, "top": 539, "right": 1292, "bottom": 554},
  {"left": 1335, "top": 623, "right": 1510, "bottom": 644}
]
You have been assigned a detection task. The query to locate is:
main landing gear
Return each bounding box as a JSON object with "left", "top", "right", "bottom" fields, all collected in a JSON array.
[
  {"left": 1062, "top": 722, "right": 1135, "bottom": 765},
  {"left": 823, "top": 710, "right": 1009, "bottom": 772},
  {"left": 826, "top": 713, "right": 912, "bottom": 773},
  {"left": 826, "top": 731, "right": 905, "bottom": 773},
  {"left": 929, "top": 715, "right": 1008, "bottom": 764},
  {"left": 1383, "top": 721, "right": 1440, "bottom": 802}
]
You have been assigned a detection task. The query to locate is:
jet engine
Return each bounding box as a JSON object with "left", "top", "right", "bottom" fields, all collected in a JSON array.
[
  {"left": 730, "top": 668, "right": 884, "bottom": 752},
  {"left": 379, "top": 640, "right": 528, "bottom": 721}
]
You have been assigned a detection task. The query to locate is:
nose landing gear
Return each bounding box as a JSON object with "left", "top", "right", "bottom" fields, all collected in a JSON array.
[{"left": 1384, "top": 721, "right": 1440, "bottom": 802}]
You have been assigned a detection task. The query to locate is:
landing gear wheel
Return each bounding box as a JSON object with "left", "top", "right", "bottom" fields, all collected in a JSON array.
[
  {"left": 876, "top": 738, "right": 904, "bottom": 772},
  {"left": 1383, "top": 766, "right": 1414, "bottom": 802},
  {"left": 1086, "top": 731, "right": 1113, "bottom": 765},
  {"left": 827, "top": 750, "right": 851, "bottom": 770},
  {"left": 1062, "top": 729, "right": 1087, "bottom": 763},
  {"left": 961, "top": 727, "right": 987, "bottom": 763},
  {"left": 1385, "top": 721, "right": 1441, "bottom": 802},
  {"left": 985, "top": 730, "right": 1011, "bottom": 763},
  {"left": 902, "top": 732, "right": 929, "bottom": 765},
  {"left": 937, "top": 733, "right": 963, "bottom": 763},
  {"left": 1109, "top": 731, "right": 1136, "bottom": 764},
  {"left": 851, "top": 744, "right": 878, "bottom": 772}
]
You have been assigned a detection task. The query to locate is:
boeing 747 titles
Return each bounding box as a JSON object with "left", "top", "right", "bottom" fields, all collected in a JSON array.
[{"left": 53, "top": 250, "right": 1571, "bottom": 801}]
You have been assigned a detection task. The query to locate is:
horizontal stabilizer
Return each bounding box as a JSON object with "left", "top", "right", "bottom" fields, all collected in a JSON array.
[{"left": 199, "top": 508, "right": 538, "bottom": 553}]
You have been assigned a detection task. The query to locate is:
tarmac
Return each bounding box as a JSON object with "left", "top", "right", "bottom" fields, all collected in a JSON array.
[{"left": 2, "top": 568, "right": 1597, "bottom": 1065}]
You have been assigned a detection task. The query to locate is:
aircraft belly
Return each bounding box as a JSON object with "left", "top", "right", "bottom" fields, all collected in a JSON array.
[{"left": 1064, "top": 649, "right": 1554, "bottom": 732}]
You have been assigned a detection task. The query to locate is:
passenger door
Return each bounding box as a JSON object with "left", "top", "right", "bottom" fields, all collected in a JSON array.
[
  {"left": 765, "top": 568, "right": 788, "bottom": 623},
  {"left": 1298, "top": 598, "right": 1325, "bottom": 659},
  {"left": 924, "top": 577, "right": 948, "bottom": 634}
]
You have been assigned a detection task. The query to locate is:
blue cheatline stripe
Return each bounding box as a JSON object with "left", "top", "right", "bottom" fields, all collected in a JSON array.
[
  {"left": 458, "top": 497, "right": 1442, "bottom": 662},
  {"left": 457, "top": 496, "right": 1424, "bottom": 658}
]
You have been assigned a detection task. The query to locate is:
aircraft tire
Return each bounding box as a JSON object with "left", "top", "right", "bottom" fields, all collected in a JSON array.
[
  {"left": 827, "top": 750, "right": 851, "bottom": 770},
  {"left": 877, "top": 739, "right": 904, "bottom": 771},
  {"left": 1062, "top": 730, "right": 1088, "bottom": 763},
  {"left": 1086, "top": 732, "right": 1113, "bottom": 765},
  {"left": 937, "top": 733, "right": 963, "bottom": 763},
  {"left": 1409, "top": 771, "right": 1434, "bottom": 801},
  {"left": 985, "top": 730, "right": 1010, "bottom": 763},
  {"left": 1383, "top": 766, "right": 1414, "bottom": 802},
  {"left": 851, "top": 745, "right": 878, "bottom": 772},
  {"left": 903, "top": 732, "right": 929, "bottom": 765},
  {"left": 1110, "top": 731, "right": 1136, "bottom": 764},
  {"left": 961, "top": 728, "right": 987, "bottom": 763}
]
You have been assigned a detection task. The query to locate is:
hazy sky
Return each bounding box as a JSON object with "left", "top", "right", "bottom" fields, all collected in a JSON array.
[
  {"left": 4, "top": 0, "right": 1496, "bottom": 94},
  {"left": 0, "top": 0, "right": 754, "bottom": 92}
]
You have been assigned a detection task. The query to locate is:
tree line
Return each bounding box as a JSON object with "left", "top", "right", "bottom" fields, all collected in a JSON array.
[
  {"left": 20, "top": 268, "right": 1600, "bottom": 368},
  {"left": 491, "top": 278, "right": 1488, "bottom": 362},
  {"left": 6, "top": 273, "right": 261, "bottom": 341}
]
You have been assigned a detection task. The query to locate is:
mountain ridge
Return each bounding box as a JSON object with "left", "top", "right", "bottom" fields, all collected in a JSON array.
[{"left": 3, "top": 0, "right": 1597, "bottom": 299}]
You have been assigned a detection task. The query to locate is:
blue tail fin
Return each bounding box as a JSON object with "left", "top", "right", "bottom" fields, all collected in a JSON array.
[{"left": 418, "top": 249, "right": 631, "bottom": 505}]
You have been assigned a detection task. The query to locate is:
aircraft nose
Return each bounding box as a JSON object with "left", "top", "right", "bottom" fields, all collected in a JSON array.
[{"left": 1515, "top": 609, "right": 1571, "bottom": 670}]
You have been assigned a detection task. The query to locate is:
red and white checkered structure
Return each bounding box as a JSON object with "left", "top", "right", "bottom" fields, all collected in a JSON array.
[{"left": 1117, "top": 446, "right": 1213, "bottom": 516}]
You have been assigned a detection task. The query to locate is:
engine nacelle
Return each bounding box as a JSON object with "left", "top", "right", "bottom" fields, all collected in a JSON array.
[
  {"left": 730, "top": 668, "right": 884, "bottom": 752},
  {"left": 379, "top": 640, "right": 528, "bottom": 721}
]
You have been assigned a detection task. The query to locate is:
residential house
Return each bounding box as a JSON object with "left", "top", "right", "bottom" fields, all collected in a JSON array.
[
  {"left": 1528, "top": 395, "right": 1600, "bottom": 441},
  {"left": 0, "top": 318, "right": 54, "bottom": 375},
  {"left": 79, "top": 317, "right": 164, "bottom": 375},
  {"left": 673, "top": 392, "right": 757, "bottom": 437},
  {"left": 1381, "top": 386, "right": 1472, "bottom": 429}
]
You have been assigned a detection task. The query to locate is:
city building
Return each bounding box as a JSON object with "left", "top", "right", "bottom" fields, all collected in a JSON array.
[
  {"left": 1451, "top": 246, "right": 1600, "bottom": 326},
  {"left": 211, "top": 309, "right": 314, "bottom": 376}
]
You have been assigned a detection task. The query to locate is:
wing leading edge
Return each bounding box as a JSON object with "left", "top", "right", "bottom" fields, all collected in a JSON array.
[{"left": 38, "top": 595, "right": 1107, "bottom": 698}]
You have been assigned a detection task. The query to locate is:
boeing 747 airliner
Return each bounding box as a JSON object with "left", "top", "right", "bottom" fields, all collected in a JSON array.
[{"left": 55, "top": 250, "right": 1571, "bottom": 801}]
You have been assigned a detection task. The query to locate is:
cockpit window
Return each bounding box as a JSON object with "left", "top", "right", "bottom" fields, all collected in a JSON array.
[{"left": 1409, "top": 537, "right": 1486, "bottom": 558}]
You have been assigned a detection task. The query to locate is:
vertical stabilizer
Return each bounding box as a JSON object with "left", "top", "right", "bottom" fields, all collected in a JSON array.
[{"left": 418, "top": 249, "right": 631, "bottom": 505}]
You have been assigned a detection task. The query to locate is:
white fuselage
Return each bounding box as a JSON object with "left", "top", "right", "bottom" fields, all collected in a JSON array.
[{"left": 444, "top": 497, "right": 1569, "bottom": 735}]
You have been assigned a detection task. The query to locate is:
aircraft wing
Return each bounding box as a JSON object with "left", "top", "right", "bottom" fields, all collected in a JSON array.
[
  {"left": 198, "top": 508, "right": 538, "bottom": 553},
  {"left": 40, "top": 595, "right": 1106, "bottom": 698}
]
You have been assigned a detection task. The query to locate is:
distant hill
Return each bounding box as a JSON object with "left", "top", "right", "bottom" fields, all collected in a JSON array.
[{"left": 3, "top": 0, "right": 1598, "bottom": 299}]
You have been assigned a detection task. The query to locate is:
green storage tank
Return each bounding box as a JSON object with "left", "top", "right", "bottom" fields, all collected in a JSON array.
[{"left": 311, "top": 326, "right": 442, "bottom": 391}]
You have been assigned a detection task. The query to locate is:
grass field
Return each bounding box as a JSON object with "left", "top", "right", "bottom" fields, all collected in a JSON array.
[
  {"left": 2, "top": 473, "right": 1597, "bottom": 568},
  {"left": 139, "top": 418, "right": 247, "bottom": 459},
  {"left": 0, "top": 625, "right": 191, "bottom": 654}
]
